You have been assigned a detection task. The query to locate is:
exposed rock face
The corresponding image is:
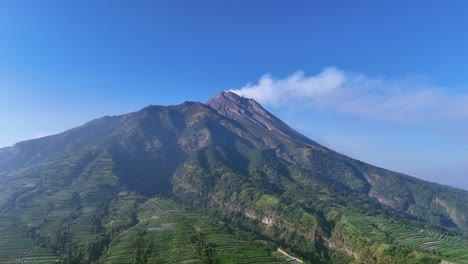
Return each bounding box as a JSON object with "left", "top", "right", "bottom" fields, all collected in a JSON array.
[
  {"left": 433, "top": 197, "right": 464, "bottom": 227},
  {"left": 206, "top": 91, "right": 318, "bottom": 145}
]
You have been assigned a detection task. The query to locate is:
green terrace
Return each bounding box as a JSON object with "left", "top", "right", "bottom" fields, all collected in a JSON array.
[
  {"left": 104, "top": 198, "right": 300, "bottom": 263},
  {"left": 342, "top": 212, "right": 468, "bottom": 263}
]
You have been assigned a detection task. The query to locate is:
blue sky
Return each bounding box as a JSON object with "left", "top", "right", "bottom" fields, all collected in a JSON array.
[{"left": 0, "top": 1, "right": 467, "bottom": 189}]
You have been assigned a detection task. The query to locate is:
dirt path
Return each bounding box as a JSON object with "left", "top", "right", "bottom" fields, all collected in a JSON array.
[{"left": 277, "top": 248, "right": 303, "bottom": 263}]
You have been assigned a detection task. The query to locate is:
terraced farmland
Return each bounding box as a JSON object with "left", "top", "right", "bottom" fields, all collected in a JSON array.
[
  {"left": 0, "top": 152, "right": 129, "bottom": 263},
  {"left": 0, "top": 214, "right": 56, "bottom": 263},
  {"left": 104, "top": 198, "right": 300, "bottom": 263},
  {"left": 343, "top": 212, "right": 468, "bottom": 263}
]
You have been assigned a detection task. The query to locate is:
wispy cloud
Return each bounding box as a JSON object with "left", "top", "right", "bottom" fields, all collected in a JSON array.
[{"left": 230, "top": 67, "right": 468, "bottom": 124}]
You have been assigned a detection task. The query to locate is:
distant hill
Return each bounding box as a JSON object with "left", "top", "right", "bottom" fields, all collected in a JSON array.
[{"left": 1, "top": 91, "right": 467, "bottom": 263}]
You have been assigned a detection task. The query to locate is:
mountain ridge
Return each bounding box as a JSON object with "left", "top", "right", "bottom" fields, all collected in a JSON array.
[{"left": 0, "top": 91, "right": 468, "bottom": 263}]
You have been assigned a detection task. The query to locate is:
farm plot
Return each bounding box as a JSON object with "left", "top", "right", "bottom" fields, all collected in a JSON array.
[
  {"left": 0, "top": 215, "right": 56, "bottom": 264},
  {"left": 104, "top": 198, "right": 290, "bottom": 263},
  {"left": 343, "top": 212, "right": 468, "bottom": 263}
]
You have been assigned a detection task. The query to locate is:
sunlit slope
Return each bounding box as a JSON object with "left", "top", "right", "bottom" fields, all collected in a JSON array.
[{"left": 104, "top": 198, "right": 297, "bottom": 264}]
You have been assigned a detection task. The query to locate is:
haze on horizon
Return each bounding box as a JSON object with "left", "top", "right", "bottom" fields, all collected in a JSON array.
[{"left": 0, "top": 1, "right": 467, "bottom": 189}]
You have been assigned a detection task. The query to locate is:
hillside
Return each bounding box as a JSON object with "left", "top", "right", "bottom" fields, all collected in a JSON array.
[{"left": 0, "top": 91, "right": 467, "bottom": 263}]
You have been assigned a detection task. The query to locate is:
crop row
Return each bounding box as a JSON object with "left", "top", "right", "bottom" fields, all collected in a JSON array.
[
  {"left": 104, "top": 198, "right": 289, "bottom": 263},
  {"left": 344, "top": 212, "right": 468, "bottom": 262}
]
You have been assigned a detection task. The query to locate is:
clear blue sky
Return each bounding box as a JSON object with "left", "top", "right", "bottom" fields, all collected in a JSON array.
[{"left": 1, "top": 1, "right": 467, "bottom": 188}]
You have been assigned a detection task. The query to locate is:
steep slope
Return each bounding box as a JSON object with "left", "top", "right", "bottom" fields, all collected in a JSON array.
[
  {"left": 205, "top": 92, "right": 468, "bottom": 230},
  {"left": 0, "top": 91, "right": 468, "bottom": 263},
  {"left": 206, "top": 91, "right": 319, "bottom": 145},
  {"left": 103, "top": 197, "right": 295, "bottom": 263}
]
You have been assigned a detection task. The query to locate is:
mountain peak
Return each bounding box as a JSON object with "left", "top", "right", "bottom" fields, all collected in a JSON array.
[
  {"left": 206, "top": 91, "right": 248, "bottom": 106},
  {"left": 206, "top": 91, "right": 318, "bottom": 145},
  {"left": 206, "top": 91, "right": 271, "bottom": 116}
]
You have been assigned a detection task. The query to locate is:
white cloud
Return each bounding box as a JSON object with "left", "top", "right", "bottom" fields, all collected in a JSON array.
[
  {"left": 230, "top": 67, "right": 468, "bottom": 123},
  {"left": 230, "top": 67, "right": 345, "bottom": 107}
]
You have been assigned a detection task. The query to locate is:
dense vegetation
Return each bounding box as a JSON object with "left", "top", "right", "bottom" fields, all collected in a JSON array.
[
  {"left": 1, "top": 91, "right": 468, "bottom": 263},
  {"left": 103, "top": 198, "right": 299, "bottom": 263}
]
